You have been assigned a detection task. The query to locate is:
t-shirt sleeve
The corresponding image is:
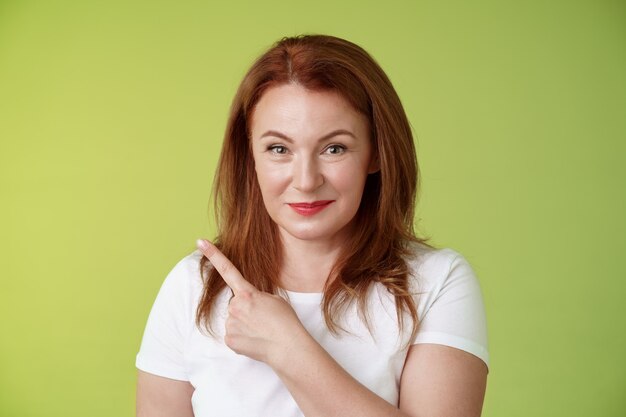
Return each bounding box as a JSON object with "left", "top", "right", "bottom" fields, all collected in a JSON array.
[
  {"left": 412, "top": 249, "right": 490, "bottom": 369},
  {"left": 135, "top": 254, "right": 197, "bottom": 381}
]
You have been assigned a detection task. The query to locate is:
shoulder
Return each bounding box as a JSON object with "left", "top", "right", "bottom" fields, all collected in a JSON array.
[
  {"left": 172, "top": 249, "right": 205, "bottom": 276},
  {"left": 403, "top": 241, "right": 475, "bottom": 292},
  {"left": 403, "top": 241, "right": 489, "bottom": 368},
  {"left": 402, "top": 241, "right": 484, "bottom": 309},
  {"left": 135, "top": 249, "right": 207, "bottom": 380},
  {"left": 157, "top": 249, "right": 205, "bottom": 302}
]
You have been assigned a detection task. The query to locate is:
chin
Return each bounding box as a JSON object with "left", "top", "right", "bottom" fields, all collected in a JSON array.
[
  {"left": 277, "top": 220, "right": 351, "bottom": 243},
  {"left": 280, "top": 226, "right": 330, "bottom": 241}
]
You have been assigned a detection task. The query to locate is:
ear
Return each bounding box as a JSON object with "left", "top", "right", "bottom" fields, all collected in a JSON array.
[{"left": 367, "top": 152, "right": 380, "bottom": 174}]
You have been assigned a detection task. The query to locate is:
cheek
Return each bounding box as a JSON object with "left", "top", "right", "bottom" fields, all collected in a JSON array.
[
  {"left": 327, "top": 158, "right": 370, "bottom": 194},
  {"left": 254, "top": 161, "right": 290, "bottom": 197}
]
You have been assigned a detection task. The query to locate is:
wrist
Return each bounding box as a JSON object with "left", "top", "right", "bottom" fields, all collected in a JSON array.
[{"left": 267, "top": 325, "right": 319, "bottom": 373}]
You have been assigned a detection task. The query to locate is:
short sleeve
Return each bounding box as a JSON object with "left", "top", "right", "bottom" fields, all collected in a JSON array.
[
  {"left": 135, "top": 253, "right": 198, "bottom": 381},
  {"left": 412, "top": 249, "right": 490, "bottom": 369}
]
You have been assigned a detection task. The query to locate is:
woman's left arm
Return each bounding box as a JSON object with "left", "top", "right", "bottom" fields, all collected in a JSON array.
[
  {"left": 270, "top": 333, "right": 487, "bottom": 417},
  {"left": 398, "top": 343, "right": 488, "bottom": 417},
  {"left": 197, "top": 239, "right": 488, "bottom": 417}
]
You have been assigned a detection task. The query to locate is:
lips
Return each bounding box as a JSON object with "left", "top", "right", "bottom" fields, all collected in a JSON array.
[
  {"left": 288, "top": 200, "right": 334, "bottom": 216},
  {"left": 289, "top": 200, "right": 334, "bottom": 208}
]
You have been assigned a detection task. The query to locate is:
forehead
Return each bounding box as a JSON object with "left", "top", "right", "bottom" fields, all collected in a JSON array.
[{"left": 249, "top": 83, "right": 369, "bottom": 138}]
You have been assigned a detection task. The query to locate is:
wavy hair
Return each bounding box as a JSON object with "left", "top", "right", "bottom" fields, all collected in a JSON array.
[{"left": 196, "top": 34, "right": 431, "bottom": 340}]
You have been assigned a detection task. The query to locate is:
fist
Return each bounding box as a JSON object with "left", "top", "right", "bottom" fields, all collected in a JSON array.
[{"left": 197, "top": 239, "right": 311, "bottom": 367}]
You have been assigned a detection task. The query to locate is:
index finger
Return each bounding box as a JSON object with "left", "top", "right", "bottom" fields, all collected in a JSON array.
[{"left": 196, "top": 239, "right": 256, "bottom": 294}]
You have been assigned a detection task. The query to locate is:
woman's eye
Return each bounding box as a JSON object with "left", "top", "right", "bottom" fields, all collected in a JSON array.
[
  {"left": 268, "top": 145, "right": 288, "bottom": 155},
  {"left": 325, "top": 145, "right": 346, "bottom": 155}
]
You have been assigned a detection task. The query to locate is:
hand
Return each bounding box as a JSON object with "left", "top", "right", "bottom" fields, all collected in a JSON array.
[{"left": 196, "top": 239, "right": 312, "bottom": 368}]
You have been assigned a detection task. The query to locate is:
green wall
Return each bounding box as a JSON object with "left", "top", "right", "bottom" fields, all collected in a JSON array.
[{"left": 1, "top": 0, "right": 624, "bottom": 416}]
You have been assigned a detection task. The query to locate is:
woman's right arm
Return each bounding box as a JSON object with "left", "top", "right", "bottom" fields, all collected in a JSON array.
[{"left": 136, "top": 370, "right": 195, "bottom": 417}]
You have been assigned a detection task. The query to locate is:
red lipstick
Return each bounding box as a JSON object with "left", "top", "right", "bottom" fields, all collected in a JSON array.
[{"left": 288, "top": 200, "right": 334, "bottom": 216}]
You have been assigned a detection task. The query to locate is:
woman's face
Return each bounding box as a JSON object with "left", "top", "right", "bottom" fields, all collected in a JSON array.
[{"left": 250, "top": 83, "right": 377, "bottom": 245}]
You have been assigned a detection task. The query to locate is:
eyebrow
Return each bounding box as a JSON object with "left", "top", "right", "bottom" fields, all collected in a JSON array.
[{"left": 259, "top": 129, "right": 356, "bottom": 143}]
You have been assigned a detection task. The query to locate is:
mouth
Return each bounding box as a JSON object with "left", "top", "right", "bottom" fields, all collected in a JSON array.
[{"left": 287, "top": 200, "right": 334, "bottom": 216}]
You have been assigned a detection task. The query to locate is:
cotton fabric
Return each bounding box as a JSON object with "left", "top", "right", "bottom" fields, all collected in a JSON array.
[{"left": 136, "top": 243, "right": 489, "bottom": 416}]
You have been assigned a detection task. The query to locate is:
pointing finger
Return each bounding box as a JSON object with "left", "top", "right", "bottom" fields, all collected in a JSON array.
[{"left": 196, "top": 239, "right": 256, "bottom": 294}]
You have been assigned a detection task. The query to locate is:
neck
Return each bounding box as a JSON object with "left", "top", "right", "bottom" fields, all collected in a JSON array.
[{"left": 278, "top": 230, "right": 348, "bottom": 293}]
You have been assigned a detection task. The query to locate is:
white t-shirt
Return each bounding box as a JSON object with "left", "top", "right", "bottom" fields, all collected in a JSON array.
[{"left": 136, "top": 243, "right": 489, "bottom": 416}]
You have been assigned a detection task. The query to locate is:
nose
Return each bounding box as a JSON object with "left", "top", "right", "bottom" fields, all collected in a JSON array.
[{"left": 292, "top": 155, "right": 324, "bottom": 192}]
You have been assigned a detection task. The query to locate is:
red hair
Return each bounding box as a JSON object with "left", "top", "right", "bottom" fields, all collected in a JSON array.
[{"left": 197, "top": 34, "right": 431, "bottom": 339}]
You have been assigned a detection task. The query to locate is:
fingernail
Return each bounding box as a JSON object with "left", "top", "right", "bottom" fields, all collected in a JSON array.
[{"left": 196, "top": 239, "right": 209, "bottom": 251}]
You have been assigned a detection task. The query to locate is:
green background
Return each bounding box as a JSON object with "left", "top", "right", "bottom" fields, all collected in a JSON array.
[{"left": 1, "top": 0, "right": 624, "bottom": 416}]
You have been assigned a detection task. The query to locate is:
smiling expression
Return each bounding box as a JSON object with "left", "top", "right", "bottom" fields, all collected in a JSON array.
[{"left": 250, "top": 83, "right": 377, "bottom": 244}]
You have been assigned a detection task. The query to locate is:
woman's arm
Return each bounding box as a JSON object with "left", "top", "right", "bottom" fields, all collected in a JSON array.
[
  {"left": 269, "top": 331, "right": 487, "bottom": 417},
  {"left": 399, "top": 343, "right": 487, "bottom": 416},
  {"left": 197, "top": 239, "right": 488, "bottom": 417},
  {"left": 136, "top": 370, "right": 194, "bottom": 417}
]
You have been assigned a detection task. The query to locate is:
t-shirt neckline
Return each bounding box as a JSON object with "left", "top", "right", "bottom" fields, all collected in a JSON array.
[{"left": 280, "top": 288, "right": 323, "bottom": 303}]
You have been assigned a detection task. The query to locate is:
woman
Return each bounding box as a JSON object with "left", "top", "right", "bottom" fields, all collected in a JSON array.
[{"left": 136, "top": 34, "right": 489, "bottom": 417}]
